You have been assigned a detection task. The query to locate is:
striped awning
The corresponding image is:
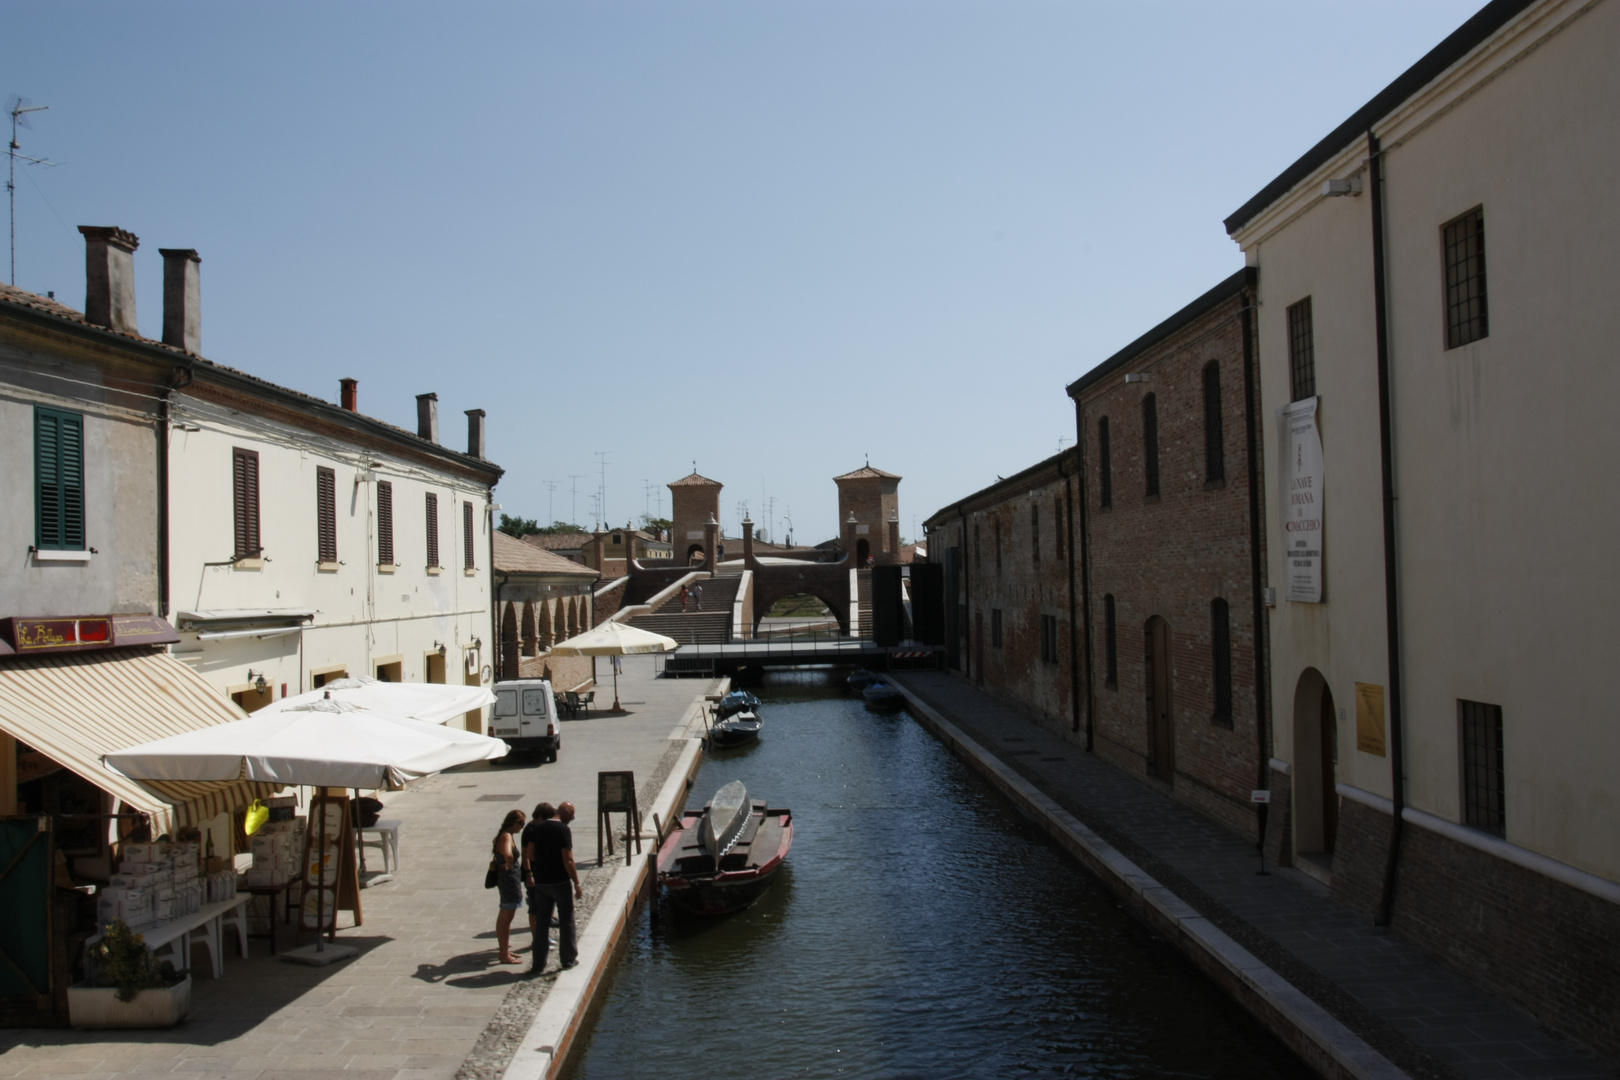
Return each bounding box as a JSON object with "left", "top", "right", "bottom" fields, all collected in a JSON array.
[{"left": 0, "top": 647, "right": 280, "bottom": 836}]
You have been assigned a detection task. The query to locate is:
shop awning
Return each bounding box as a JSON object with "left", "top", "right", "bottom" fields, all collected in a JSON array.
[{"left": 0, "top": 648, "right": 279, "bottom": 836}]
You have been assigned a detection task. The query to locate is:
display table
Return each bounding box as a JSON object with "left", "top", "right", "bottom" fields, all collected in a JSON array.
[
  {"left": 360, "top": 820, "right": 401, "bottom": 874},
  {"left": 86, "top": 896, "right": 251, "bottom": 980},
  {"left": 239, "top": 881, "right": 294, "bottom": 955}
]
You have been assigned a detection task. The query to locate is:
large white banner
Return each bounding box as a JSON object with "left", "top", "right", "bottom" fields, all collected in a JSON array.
[{"left": 1279, "top": 397, "right": 1323, "bottom": 603}]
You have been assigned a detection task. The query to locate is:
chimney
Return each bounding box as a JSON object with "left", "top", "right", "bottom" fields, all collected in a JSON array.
[
  {"left": 466, "top": 408, "right": 486, "bottom": 459},
  {"left": 78, "top": 226, "right": 140, "bottom": 334},
  {"left": 158, "top": 248, "right": 201, "bottom": 353},
  {"left": 340, "top": 378, "right": 358, "bottom": 412},
  {"left": 416, "top": 393, "right": 439, "bottom": 442}
]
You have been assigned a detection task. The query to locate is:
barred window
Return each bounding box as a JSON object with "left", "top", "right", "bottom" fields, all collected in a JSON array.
[
  {"left": 991, "top": 608, "right": 1003, "bottom": 648},
  {"left": 1054, "top": 497, "right": 1064, "bottom": 559},
  {"left": 1040, "top": 614, "right": 1060, "bottom": 665},
  {"left": 1098, "top": 417, "right": 1112, "bottom": 509},
  {"left": 1032, "top": 505, "right": 1040, "bottom": 563},
  {"left": 316, "top": 467, "right": 337, "bottom": 563},
  {"left": 1203, "top": 361, "right": 1224, "bottom": 484},
  {"left": 1142, "top": 394, "right": 1160, "bottom": 497},
  {"left": 1104, "top": 593, "right": 1118, "bottom": 687},
  {"left": 1210, "top": 598, "right": 1232, "bottom": 727},
  {"left": 1460, "top": 699, "right": 1505, "bottom": 836},
  {"left": 1443, "top": 207, "right": 1488, "bottom": 349},
  {"left": 1288, "top": 297, "right": 1315, "bottom": 401},
  {"left": 994, "top": 518, "right": 1002, "bottom": 573}
]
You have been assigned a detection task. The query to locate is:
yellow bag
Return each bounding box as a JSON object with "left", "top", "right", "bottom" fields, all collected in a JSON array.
[{"left": 243, "top": 799, "right": 270, "bottom": 836}]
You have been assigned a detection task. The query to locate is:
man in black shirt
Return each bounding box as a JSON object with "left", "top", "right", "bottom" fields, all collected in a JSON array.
[{"left": 521, "top": 800, "right": 582, "bottom": 974}]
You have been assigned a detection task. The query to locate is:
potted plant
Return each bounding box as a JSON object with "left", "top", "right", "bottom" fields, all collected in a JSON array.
[{"left": 68, "top": 920, "right": 192, "bottom": 1028}]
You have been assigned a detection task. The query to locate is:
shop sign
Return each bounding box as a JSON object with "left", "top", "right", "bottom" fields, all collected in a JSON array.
[{"left": 0, "top": 615, "right": 180, "bottom": 655}]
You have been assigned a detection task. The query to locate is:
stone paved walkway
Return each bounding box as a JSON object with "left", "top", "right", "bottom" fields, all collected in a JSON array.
[
  {"left": 0, "top": 657, "right": 716, "bottom": 1080},
  {"left": 890, "top": 671, "right": 1615, "bottom": 1080}
]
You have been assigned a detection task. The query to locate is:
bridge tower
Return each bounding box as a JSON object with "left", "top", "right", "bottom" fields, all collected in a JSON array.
[
  {"left": 669, "top": 471, "right": 723, "bottom": 564},
  {"left": 834, "top": 463, "right": 901, "bottom": 565}
]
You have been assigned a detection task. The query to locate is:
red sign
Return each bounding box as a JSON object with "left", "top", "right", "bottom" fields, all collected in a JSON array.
[{"left": 0, "top": 615, "right": 180, "bottom": 655}]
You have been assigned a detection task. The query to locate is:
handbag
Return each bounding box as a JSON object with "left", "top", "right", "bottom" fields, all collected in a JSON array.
[
  {"left": 243, "top": 799, "right": 270, "bottom": 836},
  {"left": 484, "top": 858, "right": 499, "bottom": 889}
]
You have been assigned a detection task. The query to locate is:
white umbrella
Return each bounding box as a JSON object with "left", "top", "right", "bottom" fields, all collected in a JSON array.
[
  {"left": 549, "top": 620, "right": 679, "bottom": 710},
  {"left": 104, "top": 697, "right": 510, "bottom": 790},
  {"left": 258, "top": 676, "right": 493, "bottom": 726}
]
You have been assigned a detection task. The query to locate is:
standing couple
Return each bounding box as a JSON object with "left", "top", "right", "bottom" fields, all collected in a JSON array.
[{"left": 492, "top": 800, "right": 584, "bottom": 975}]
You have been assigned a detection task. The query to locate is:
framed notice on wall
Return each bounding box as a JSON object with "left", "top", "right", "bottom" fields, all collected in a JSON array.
[
  {"left": 1278, "top": 397, "right": 1324, "bottom": 603},
  {"left": 1355, "top": 682, "right": 1387, "bottom": 757},
  {"left": 298, "top": 794, "right": 361, "bottom": 938}
]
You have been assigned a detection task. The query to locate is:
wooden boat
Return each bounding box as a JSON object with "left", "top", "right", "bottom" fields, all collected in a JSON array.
[
  {"left": 707, "top": 708, "right": 762, "bottom": 748},
  {"left": 657, "top": 780, "right": 793, "bottom": 915},
  {"left": 714, "top": 690, "right": 762, "bottom": 720},
  {"left": 862, "top": 682, "right": 905, "bottom": 710}
]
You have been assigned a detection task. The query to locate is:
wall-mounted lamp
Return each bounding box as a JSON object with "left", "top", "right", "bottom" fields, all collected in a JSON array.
[
  {"left": 245, "top": 669, "right": 269, "bottom": 695},
  {"left": 1322, "top": 176, "right": 1362, "bottom": 197}
]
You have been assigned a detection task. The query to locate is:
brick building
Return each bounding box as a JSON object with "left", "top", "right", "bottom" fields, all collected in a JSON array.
[
  {"left": 668, "top": 471, "right": 722, "bottom": 565},
  {"left": 1067, "top": 268, "right": 1268, "bottom": 840},
  {"left": 923, "top": 450, "right": 1082, "bottom": 737},
  {"left": 834, "top": 464, "right": 901, "bottom": 565}
]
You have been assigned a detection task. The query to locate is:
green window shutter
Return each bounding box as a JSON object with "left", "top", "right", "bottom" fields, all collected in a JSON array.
[{"left": 35, "top": 407, "right": 85, "bottom": 550}]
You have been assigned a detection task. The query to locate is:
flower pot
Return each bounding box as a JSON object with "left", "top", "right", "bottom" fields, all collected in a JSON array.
[{"left": 67, "top": 975, "right": 192, "bottom": 1028}]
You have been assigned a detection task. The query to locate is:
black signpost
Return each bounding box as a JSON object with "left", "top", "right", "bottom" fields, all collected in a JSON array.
[{"left": 596, "top": 771, "right": 640, "bottom": 867}]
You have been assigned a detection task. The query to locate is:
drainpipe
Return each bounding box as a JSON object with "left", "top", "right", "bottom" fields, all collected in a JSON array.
[
  {"left": 156, "top": 362, "right": 195, "bottom": 618},
  {"left": 1073, "top": 394, "right": 1095, "bottom": 752},
  {"left": 1369, "top": 130, "right": 1408, "bottom": 927},
  {"left": 1059, "top": 452, "right": 1082, "bottom": 735},
  {"left": 1240, "top": 283, "right": 1271, "bottom": 856}
]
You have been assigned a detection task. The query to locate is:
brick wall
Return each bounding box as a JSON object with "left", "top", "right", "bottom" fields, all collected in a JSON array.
[
  {"left": 836, "top": 475, "right": 900, "bottom": 560},
  {"left": 1077, "top": 287, "right": 1267, "bottom": 841},
  {"left": 593, "top": 577, "right": 628, "bottom": 624}
]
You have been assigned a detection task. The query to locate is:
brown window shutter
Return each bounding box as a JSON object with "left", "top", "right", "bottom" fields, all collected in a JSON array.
[
  {"left": 425, "top": 493, "right": 440, "bottom": 567},
  {"left": 316, "top": 467, "right": 337, "bottom": 562},
  {"left": 463, "top": 501, "right": 475, "bottom": 569},
  {"left": 377, "top": 481, "right": 394, "bottom": 565},
  {"left": 233, "top": 448, "right": 261, "bottom": 558}
]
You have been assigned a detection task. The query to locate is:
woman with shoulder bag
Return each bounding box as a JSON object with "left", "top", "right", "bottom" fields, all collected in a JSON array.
[{"left": 490, "top": 809, "right": 527, "bottom": 963}]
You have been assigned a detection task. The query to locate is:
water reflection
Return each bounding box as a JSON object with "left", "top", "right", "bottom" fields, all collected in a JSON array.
[{"left": 567, "top": 671, "right": 1311, "bottom": 1079}]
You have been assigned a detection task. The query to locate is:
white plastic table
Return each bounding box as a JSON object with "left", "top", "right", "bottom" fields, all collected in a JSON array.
[{"left": 89, "top": 896, "right": 251, "bottom": 979}]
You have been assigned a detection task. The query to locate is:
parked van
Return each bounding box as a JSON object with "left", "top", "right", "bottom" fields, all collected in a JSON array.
[{"left": 489, "top": 679, "right": 561, "bottom": 762}]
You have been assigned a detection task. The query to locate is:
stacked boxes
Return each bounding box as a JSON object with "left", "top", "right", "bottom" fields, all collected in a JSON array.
[
  {"left": 244, "top": 817, "right": 305, "bottom": 887},
  {"left": 98, "top": 841, "right": 205, "bottom": 928}
]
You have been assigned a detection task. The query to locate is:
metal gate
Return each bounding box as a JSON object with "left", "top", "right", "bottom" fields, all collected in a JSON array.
[{"left": 0, "top": 816, "right": 53, "bottom": 1009}]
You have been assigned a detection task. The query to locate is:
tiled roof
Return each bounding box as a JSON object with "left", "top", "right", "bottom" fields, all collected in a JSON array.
[
  {"left": 494, "top": 531, "right": 600, "bottom": 577},
  {"left": 668, "top": 471, "right": 723, "bottom": 488},
  {"left": 520, "top": 532, "right": 590, "bottom": 551},
  {"left": 0, "top": 282, "right": 501, "bottom": 480},
  {"left": 833, "top": 464, "right": 901, "bottom": 481}
]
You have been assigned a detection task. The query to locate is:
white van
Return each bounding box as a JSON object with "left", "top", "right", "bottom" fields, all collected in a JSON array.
[{"left": 489, "top": 679, "right": 561, "bottom": 762}]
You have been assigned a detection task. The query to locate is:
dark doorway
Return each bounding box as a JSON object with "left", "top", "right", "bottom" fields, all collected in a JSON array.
[
  {"left": 856, "top": 538, "right": 871, "bottom": 564},
  {"left": 686, "top": 544, "right": 704, "bottom": 564},
  {"left": 1144, "top": 617, "right": 1174, "bottom": 782},
  {"left": 974, "top": 610, "right": 984, "bottom": 687},
  {"left": 1320, "top": 684, "right": 1339, "bottom": 853}
]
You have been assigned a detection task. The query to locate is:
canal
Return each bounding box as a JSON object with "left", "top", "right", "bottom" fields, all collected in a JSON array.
[{"left": 565, "top": 673, "right": 1313, "bottom": 1079}]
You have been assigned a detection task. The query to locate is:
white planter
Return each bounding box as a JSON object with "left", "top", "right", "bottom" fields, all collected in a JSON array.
[{"left": 68, "top": 975, "right": 192, "bottom": 1028}]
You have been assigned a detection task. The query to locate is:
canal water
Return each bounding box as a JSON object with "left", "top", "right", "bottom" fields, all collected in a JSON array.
[{"left": 565, "top": 673, "right": 1312, "bottom": 1079}]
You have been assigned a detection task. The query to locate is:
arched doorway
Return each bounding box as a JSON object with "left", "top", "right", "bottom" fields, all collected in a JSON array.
[
  {"left": 1292, "top": 669, "right": 1339, "bottom": 855},
  {"left": 687, "top": 544, "right": 704, "bottom": 564},
  {"left": 1144, "top": 617, "right": 1174, "bottom": 782},
  {"left": 856, "top": 538, "right": 871, "bottom": 564}
]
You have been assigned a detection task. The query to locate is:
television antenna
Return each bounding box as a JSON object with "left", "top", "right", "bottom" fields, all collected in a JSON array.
[
  {"left": 568, "top": 474, "right": 587, "bottom": 527},
  {"left": 542, "top": 479, "right": 558, "bottom": 528},
  {"left": 6, "top": 96, "right": 55, "bottom": 286}
]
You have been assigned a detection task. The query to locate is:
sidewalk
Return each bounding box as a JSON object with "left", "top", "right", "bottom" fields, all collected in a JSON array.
[
  {"left": 888, "top": 671, "right": 1613, "bottom": 1080},
  {"left": 0, "top": 655, "right": 716, "bottom": 1080}
]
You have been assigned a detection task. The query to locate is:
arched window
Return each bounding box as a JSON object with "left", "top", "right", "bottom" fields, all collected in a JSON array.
[
  {"left": 1104, "top": 594, "right": 1118, "bottom": 687},
  {"left": 1098, "top": 417, "right": 1112, "bottom": 509},
  {"left": 1142, "top": 394, "right": 1160, "bottom": 497},
  {"left": 1210, "top": 598, "right": 1232, "bottom": 727},
  {"left": 1203, "top": 361, "right": 1225, "bottom": 483}
]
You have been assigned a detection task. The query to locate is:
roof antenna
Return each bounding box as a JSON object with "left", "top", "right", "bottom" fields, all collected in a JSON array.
[{"left": 6, "top": 95, "right": 55, "bottom": 286}]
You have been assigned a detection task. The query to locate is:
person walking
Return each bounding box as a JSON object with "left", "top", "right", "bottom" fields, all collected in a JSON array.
[
  {"left": 679, "top": 585, "right": 689, "bottom": 612},
  {"left": 693, "top": 583, "right": 703, "bottom": 611},
  {"left": 491, "top": 809, "right": 526, "bottom": 964},
  {"left": 522, "top": 801, "right": 582, "bottom": 975}
]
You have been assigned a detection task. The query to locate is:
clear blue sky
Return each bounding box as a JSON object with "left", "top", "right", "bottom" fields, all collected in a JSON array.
[{"left": 4, "top": 1, "right": 1483, "bottom": 545}]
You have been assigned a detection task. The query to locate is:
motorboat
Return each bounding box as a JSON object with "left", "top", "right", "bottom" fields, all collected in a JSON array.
[
  {"left": 862, "top": 682, "right": 906, "bottom": 711},
  {"left": 708, "top": 707, "right": 762, "bottom": 748},
  {"left": 846, "top": 669, "right": 879, "bottom": 691},
  {"left": 657, "top": 780, "right": 793, "bottom": 915},
  {"left": 714, "top": 690, "right": 762, "bottom": 720}
]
